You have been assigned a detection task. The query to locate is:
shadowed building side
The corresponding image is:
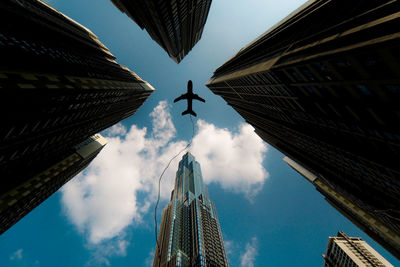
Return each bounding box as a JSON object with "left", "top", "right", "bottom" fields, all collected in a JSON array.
[
  {"left": 0, "top": 134, "right": 107, "bottom": 234},
  {"left": 206, "top": 0, "right": 400, "bottom": 259},
  {"left": 110, "top": 0, "right": 212, "bottom": 63},
  {"left": 0, "top": 0, "right": 154, "bottom": 205},
  {"left": 153, "top": 152, "right": 228, "bottom": 267}
]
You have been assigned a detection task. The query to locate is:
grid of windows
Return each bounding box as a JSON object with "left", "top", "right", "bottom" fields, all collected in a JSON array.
[
  {"left": 153, "top": 153, "right": 228, "bottom": 267},
  {"left": 0, "top": 0, "right": 153, "bottom": 235},
  {"left": 323, "top": 232, "right": 392, "bottom": 266},
  {"left": 110, "top": 0, "right": 212, "bottom": 63},
  {"left": 207, "top": 0, "right": 400, "bottom": 259},
  {"left": 0, "top": 136, "right": 105, "bottom": 234}
]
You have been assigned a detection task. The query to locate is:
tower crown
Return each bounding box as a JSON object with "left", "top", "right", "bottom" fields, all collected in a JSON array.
[{"left": 174, "top": 152, "right": 209, "bottom": 204}]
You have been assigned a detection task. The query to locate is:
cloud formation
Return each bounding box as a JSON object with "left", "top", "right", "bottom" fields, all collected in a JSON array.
[
  {"left": 224, "top": 240, "right": 234, "bottom": 257},
  {"left": 85, "top": 237, "right": 129, "bottom": 266},
  {"left": 61, "top": 101, "right": 268, "bottom": 247},
  {"left": 240, "top": 237, "right": 258, "bottom": 267},
  {"left": 9, "top": 249, "right": 23, "bottom": 261},
  {"left": 191, "top": 120, "right": 267, "bottom": 198}
]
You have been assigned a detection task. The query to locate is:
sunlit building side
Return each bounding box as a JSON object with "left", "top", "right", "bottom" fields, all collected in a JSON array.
[{"left": 323, "top": 231, "right": 394, "bottom": 267}]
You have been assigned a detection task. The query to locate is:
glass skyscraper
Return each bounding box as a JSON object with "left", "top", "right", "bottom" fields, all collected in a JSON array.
[
  {"left": 0, "top": 134, "right": 107, "bottom": 234},
  {"left": 110, "top": 0, "right": 212, "bottom": 63},
  {"left": 153, "top": 152, "right": 229, "bottom": 267},
  {"left": 206, "top": 0, "right": 400, "bottom": 259},
  {"left": 0, "top": 0, "right": 153, "bottom": 233}
]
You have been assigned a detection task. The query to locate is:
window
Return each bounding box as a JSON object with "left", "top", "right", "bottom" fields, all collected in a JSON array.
[
  {"left": 357, "top": 85, "right": 372, "bottom": 96},
  {"left": 385, "top": 84, "right": 400, "bottom": 95},
  {"left": 313, "top": 62, "right": 334, "bottom": 81},
  {"left": 357, "top": 53, "right": 392, "bottom": 78},
  {"left": 289, "top": 69, "right": 304, "bottom": 82},
  {"left": 299, "top": 66, "right": 316, "bottom": 81}
]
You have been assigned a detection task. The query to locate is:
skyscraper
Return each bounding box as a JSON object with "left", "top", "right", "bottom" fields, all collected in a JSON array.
[
  {"left": 153, "top": 152, "right": 228, "bottom": 267},
  {"left": 0, "top": 134, "right": 107, "bottom": 234},
  {"left": 206, "top": 0, "right": 400, "bottom": 258},
  {"left": 0, "top": 0, "right": 153, "bottom": 230},
  {"left": 284, "top": 157, "right": 400, "bottom": 261},
  {"left": 323, "top": 231, "right": 394, "bottom": 267},
  {"left": 110, "top": 0, "right": 212, "bottom": 63}
]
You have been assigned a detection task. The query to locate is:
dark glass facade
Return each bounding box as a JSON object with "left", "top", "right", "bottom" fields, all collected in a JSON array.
[
  {"left": 111, "top": 0, "right": 212, "bottom": 63},
  {"left": 206, "top": 0, "right": 400, "bottom": 260},
  {"left": 153, "top": 152, "right": 228, "bottom": 267},
  {"left": 0, "top": 0, "right": 153, "bottom": 230},
  {"left": 0, "top": 134, "right": 107, "bottom": 234}
]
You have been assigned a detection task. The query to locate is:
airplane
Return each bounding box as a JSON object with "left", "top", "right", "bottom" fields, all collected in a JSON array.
[{"left": 174, "top": 80, "right": 205, "bottom": 116}]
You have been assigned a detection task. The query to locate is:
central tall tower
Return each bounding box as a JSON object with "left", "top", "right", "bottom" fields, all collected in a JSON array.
[{"left": 153, "top": 152, "right": 229, "bottom": 267}]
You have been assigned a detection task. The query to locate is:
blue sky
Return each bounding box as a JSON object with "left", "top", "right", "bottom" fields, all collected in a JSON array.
[{"left": 1, "top": 0, "right": 399, "bottom": 266}]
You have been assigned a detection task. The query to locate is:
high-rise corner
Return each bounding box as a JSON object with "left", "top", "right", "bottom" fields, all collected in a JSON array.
[
  {"left": 153, "top": 152, "right": 229, "bottom": 267},
  {"left": 206, "top": 0, "right": 400, "bottom": 260},
  {"left": 110, "top": 0, "right": 212, "bottom": 63},
  {"left": 0, "top": 0, "right": 154, "bottom": 232}
]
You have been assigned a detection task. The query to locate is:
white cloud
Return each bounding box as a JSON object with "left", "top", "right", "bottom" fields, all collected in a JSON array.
[
  {"left": 224, "top": 240, "right": 234, "bottom": 256},
  {"left": 144, "top": 249, "right": 155, "bottom": 267},
  {"left": 61, "top": 100, "right": 268, "bottom": 254},
  {"left": 191, "top": 120, "right": 267, "bottom": 198},
  {"left": 150, "top": 101, "right": 176, "bottom": 146},
  {"left": 85, "top": 237, "right": 129, "bottom": 266},
  {"left": 61, "top": 101, "right": 184, "bottom": 244},
  {"left": 103, "top": 123, "right": 127, "bottom": 136},
  {"left": 240, "top": 237, "right": 258, "bottom": 267},
  {"left": 9, "top": 249, "right": 23, "bottom": 261}
]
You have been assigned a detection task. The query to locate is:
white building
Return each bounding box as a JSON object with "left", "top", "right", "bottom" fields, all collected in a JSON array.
[{"left": 323, "top": 232, "right": 394, "bottom": 267}]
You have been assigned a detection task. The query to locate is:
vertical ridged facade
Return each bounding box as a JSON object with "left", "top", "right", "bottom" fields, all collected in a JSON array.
[
  {"left": 153, "top": 152, "right": 228, "bottom": 267},
  {"left": 110, "top": 0, "right": 212, "bottom": 63},
  {"left": 206, "top": 0, "right": 400, "bottom": 259},
  {"left": 0, "top": 0, "right": 153, "bottom": 230}
]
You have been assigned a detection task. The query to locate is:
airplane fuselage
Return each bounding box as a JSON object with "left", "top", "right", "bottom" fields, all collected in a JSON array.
[{"left": 174, "top": 80, "right": 205, "bottom": 116}]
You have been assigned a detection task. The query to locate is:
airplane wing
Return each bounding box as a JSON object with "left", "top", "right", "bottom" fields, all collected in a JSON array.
[
  {"left": 193, "top": 94, "right": 205, "bottom": 103},
  {"left": 174, "top": 93, "right": 188, "bottom": 103}
]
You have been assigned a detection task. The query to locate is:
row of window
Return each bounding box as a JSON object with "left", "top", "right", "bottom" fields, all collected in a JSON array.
[{"left": 247, "top": 113, "right": 400, "bottom": 198}]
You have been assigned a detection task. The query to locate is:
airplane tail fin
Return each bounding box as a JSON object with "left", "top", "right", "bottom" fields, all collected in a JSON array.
[{"left": 182, "top": 110, "right": 197, "bottom": 117}]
